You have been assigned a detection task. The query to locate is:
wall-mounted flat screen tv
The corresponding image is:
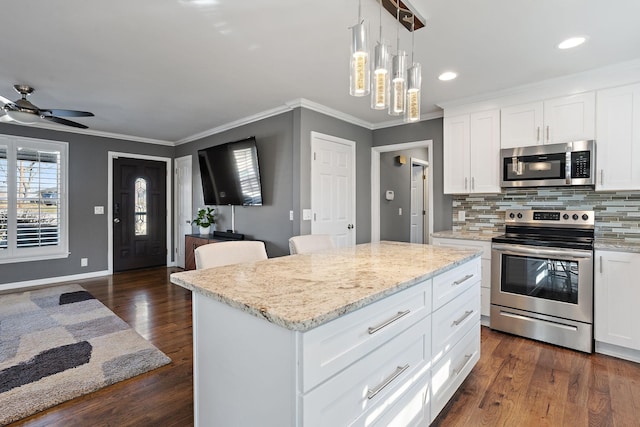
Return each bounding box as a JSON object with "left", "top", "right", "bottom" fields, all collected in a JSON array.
[{"left": 197, "top": 136, "right": 263, "bottom": 206}]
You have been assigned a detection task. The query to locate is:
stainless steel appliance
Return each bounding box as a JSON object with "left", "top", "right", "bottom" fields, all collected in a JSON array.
[
  {"left": 490, "top": 209, "right": 595, "bottom": 352},
  {"left": 501, "top": 140, "right": 595, "bottom": 188}
]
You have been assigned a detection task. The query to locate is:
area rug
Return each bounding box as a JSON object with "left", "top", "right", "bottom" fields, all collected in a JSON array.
[{"left": 0, "top": 284, "right": 171, "bottom": 426}]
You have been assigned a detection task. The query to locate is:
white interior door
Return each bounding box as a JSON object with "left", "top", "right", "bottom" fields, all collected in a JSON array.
[
  {"left": 175, "top": 155, "right": 192, "bottom": 268},
  {"left": 410, "top": 162, "right": 427, "bottom": 244},
  {"left": 311, "top": 132, "right": 356, "bottom": 248}
]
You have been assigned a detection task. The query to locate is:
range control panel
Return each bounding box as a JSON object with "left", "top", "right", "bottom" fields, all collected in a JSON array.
[{"left": 505, "top": 209, "right": 595, "bottom": 228}]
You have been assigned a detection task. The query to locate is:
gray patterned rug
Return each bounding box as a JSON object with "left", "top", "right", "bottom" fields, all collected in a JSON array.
[{"left": 0, "top": 284, "right": 171, "bottom": 426}]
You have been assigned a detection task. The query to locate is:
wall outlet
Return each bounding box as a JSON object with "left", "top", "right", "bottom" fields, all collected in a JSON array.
[
  {"left": 458, "top": 210, "right": 466, "bottom": 221},
  {"left": 81, "top": 258, "right": 88, "bottom": 267},
  {"left": 302, "top": 209, "right": 312, "bottom": 221},
  {"left": 94, "top": 206, "right": 104, "bottom": 215}
]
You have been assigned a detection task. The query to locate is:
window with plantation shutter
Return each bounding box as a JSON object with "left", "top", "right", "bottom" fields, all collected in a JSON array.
[{"left": 0, "top": 136, "right": 68, "bottom": 263}]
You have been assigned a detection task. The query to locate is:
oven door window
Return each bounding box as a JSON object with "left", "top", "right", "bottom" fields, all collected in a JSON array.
[{"left": 500, "top": 254, "right": 579, "bottom": 304}]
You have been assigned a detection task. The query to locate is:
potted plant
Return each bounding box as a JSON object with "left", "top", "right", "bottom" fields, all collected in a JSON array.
[{"left": 194, "top": 207, "right": 216, "bottom": 235}]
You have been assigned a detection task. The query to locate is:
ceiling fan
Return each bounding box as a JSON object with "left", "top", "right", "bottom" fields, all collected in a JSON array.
[{"left": 0, "top": 84, "right": 94, "bottom": 129}]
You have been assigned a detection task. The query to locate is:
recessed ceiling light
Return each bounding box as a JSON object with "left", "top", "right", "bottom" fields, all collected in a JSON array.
[
  {"left": 558, "top": 36, "right": 587, "bottom": 50},
  {"left": 439, "top": 72, "right": 457, "bottom": 81}
]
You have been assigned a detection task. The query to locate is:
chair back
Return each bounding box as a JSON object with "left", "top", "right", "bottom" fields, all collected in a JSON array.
[
  {"left": 288, "top": 234, "right": 334, "bottom": 255},
  {"left": 195, "top": 241, "right": 267, "bottom": 269}
]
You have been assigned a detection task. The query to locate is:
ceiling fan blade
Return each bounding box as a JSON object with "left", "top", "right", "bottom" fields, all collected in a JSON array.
[
  {"left": 39, "top": 108, "right": 94, "bottom": 117},
  {"left": 0, "top": 95, "right": 13, "bottom": 106},
  {"left": 42, "top": 115, "right": 89, "bottom": 129}
]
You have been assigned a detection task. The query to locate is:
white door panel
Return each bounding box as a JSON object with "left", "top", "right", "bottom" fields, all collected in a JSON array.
[
  {"left": 311, "top": 132, "right": 356, "bottom": 248},
  {"left": 175, "top": 155, "right": 192, "bottom": 268}
]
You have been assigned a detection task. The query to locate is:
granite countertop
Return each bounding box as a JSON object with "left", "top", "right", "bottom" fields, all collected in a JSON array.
[
  {"left": 170, "top": 241, "right": 481, "bottom": 332},
  {"left": 595, "top": 238, "right": 640, "bottom": 253},
  {"left": 431, "top": 230, "right": 503, "bottom": 242}
]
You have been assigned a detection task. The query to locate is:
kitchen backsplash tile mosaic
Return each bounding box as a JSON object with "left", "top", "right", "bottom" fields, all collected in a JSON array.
[{"left": 452, "top": 189, "right": 640, "bottom": 242}]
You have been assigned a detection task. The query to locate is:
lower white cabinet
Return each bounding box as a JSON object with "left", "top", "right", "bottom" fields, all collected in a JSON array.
[
  {"left": 432, "top": 237, "right": 492, "bottom": 321},
  {"left": 192, "top": 257, "right": 481, "bottom": 426},
  {"left": 431, "top": 325, "right": 481, "bottom": 421},
  {"left": 594, "top": 250, "right": 640, "bottom": 360}
]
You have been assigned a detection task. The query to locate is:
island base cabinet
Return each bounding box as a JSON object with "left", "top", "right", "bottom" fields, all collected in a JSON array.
[
  {"left": 430, "top": 325, "right": 481, "bottom": 422},
  {"left": 192, "top": 294, "right": 297, "bottom": 427},
  {"left": 301, "top": 316, "right": 431, "bottom": 427},
  {"left": 189, "top": 257, "right": 482, "bottom": 426}
]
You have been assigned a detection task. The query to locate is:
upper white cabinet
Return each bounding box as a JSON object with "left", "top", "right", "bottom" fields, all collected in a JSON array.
[
  {"left": 596, "top": 83, "right": 640, "bottom": 191},
  {"left": 594, "top": 250, "right": 640, "bottom": 355},
  {"left": 444, "top": 109, "right": 500, "bottom": 194},
  {"left": 500, "top": 92, "right": 595, "bottom": 148}
]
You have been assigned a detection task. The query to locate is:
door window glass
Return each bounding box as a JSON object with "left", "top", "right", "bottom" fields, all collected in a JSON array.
[{"left": 134, "top": 177, "right": 147, "bottom": 236}]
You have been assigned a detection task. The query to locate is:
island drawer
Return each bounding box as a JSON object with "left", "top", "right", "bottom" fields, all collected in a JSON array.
[
  {"left": 430, "top": 323, "right": 480, "bottom": 422},
  {"left": 301, "top": 315, "right": 431, "bottom": 427},
  {"left": 432, "top": 257, "right": 480, "bottom": 311},
  {"left": 432, "top": 285, "right": 480, "bottom": 366},
  {"left": 301, "top": 279, "right": 432, "bottom": 392}
]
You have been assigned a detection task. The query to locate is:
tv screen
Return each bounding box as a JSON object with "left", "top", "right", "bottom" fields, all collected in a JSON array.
[{"left": 197, "top": 137, "right": 263, "bottom": 206}]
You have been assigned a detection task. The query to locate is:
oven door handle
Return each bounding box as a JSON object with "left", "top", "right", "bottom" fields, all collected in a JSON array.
[{"left": 492, "top": 243, "right": 593, "bottom": 259}]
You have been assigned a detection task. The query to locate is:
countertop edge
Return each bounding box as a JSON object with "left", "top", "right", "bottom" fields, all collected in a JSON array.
[{"left": 171, "top": 250, "right": 482, "bottom": 332}]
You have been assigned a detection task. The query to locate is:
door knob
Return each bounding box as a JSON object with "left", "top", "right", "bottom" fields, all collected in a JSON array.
[{"left": 114, "top": 218, "right": 121, "bottom": 223}]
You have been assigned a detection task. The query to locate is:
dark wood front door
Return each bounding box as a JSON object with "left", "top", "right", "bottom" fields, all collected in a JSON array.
[{"left": 113, "top": 157, "right": 167, "bottom": 272}]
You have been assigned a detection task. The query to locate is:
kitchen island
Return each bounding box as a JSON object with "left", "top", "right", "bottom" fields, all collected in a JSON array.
[{"left": 170, "top": 241, "right": 482, "bottom": 426}]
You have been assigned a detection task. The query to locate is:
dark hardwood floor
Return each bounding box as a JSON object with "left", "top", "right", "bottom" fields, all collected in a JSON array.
[{"left": 7, "top": 267, "right": 640, "bottom": 426}]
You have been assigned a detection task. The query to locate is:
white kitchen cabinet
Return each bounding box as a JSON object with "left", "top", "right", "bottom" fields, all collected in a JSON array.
[
  {"left": 500, "top": 92, "right": 595, "bottom": 148},
  {"left": 444, "top": 109, "right": 500, "bottom": 194},
  {"left": 595, "top": 83, "right": 640, "bottom": 191},
  {"left": 594, "top": 250, "right": 640, "bottom": 361},
  {"left": 432, "top": 237, "right": 492, "bottom": 322}
]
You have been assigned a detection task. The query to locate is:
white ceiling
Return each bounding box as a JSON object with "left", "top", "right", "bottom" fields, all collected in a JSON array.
[{"left": 1, "top": 0, "right": 639, "bottom": 144}]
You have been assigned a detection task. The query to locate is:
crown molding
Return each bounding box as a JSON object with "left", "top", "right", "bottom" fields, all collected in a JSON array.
[
  {"left": 176, "top": 104, "right": 294, "bottom": 145},
  {"left": 286, "top": 98, "right": 375, "bottom": 130},
  {"left": 0, "top": 120, "right": 175, "bottom": 146}
]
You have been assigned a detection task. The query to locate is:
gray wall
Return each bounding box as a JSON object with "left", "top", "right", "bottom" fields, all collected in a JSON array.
[
  {"left": 174, "top": 112, "right": 295, "bottom": 257},
  {"left": 0, "top": 123, "right": 175, "bottom": 285},
  {"left": 379, "top": 147, "right": 429, "bottom": 242},
  {"left": 373, "top": 118, "right": 452, "bottom": 233}
]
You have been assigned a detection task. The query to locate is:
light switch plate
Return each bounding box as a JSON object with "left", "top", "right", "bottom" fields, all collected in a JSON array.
[
  {"left": 94, "top": 206, "right": 104, "bottom": 215},
  {"left": 302, "top": 209, "right": 312, "bottom": 221}
]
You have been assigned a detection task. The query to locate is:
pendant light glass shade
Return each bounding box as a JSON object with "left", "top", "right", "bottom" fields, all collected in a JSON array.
[
  {"left": 405, "top": 63, "right": 422, "bottom": 122},
  {"left": 349, "top": 21, "right": 370, "bottom": 97},
  {"left": 389, "top": 51, "right": 407, "bottom": 116},
  {"left": 371, "top": 42, "right": 390, "bottom": 109}
]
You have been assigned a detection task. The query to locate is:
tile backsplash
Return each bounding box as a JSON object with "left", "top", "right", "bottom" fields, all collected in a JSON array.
[{"left": 452, "top": 188, "right": 640, "bottom": 242}]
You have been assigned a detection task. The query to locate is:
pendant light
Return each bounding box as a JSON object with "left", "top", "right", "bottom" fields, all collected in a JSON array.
[
  {"left": 405, "top": 14, "right": 422, "bottom": 123},
  {"left": 371, "top": 0, "right": 389, "bottom": 110},
  {"left": 349, "top": 0, "right": 370, "bottom": 97},
  {"left": 389, "top": 5, "right": 406, "bottom": 116}
]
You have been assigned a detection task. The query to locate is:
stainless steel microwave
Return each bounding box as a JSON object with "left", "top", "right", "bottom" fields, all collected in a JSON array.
[{"left": 501, "top": 140, "right": 595, "bottom": 188}]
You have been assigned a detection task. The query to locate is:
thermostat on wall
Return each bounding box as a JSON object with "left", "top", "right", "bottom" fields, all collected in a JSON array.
[{"left": 385, "top": 190, "right": 395, "bottom": 201}]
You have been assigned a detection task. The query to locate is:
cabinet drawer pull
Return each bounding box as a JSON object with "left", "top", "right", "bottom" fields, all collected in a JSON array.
[
  {"left": 367, "top": 310, "right": 410, "bottom": 334},
  {"left": 452, "top": 274, "right": 473, "bottom": 286},
  {"left": 453, "top": 353, "right": 473, "bottom": 376},
  {"left": 367, "top": 364, "right": 409, "bottom": 400},
  {"left": 451, "top": 310, "right": 474, "bottom": 327}
]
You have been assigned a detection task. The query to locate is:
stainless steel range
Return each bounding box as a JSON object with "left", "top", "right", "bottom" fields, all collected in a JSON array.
[{"left": 490, "top": 209, "right": 595, "bottom": 353}]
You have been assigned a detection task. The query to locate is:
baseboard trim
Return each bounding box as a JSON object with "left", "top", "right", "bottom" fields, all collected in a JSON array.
[
  {"left": 0, "top": 270, "right": 111, "bottom": 293},
  {"left": 595, "top": 341, "right": 640, "bottom": 364}
]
